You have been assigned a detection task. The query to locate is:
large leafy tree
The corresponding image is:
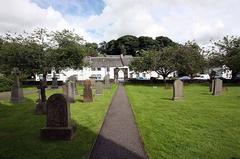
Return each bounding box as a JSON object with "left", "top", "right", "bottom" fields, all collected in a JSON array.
[
  {"left": 175, "top": 42, "right": 205, "bottom": 78},
  {"left": 213, "top": 36, "right": 240, "bottom": 79}
]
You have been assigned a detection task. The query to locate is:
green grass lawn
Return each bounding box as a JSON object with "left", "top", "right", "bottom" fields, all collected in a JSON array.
[
  {"left": 0, "top": 85, "right": 117, "bottom": 159},
  {"left": 126, "top": 83, "right": 240, "bottom": 159}
]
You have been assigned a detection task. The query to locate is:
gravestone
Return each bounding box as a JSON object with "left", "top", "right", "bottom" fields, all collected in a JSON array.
[
  {"left": 83, "top": 80, "right": 93, "bottom": 102},
  {"left": 35, "top": 81, "right": 48, "bottom": 115},
  {"left": 62, "top": 81, "right": 75, "bottom": 103},
  {"left": 96, "top": 81, "right": 103, "bottom": 95},
  {"left": 212, "top": 79, "right": 222, "bottom": 96},
  {"left": 209, "top": 80, "right": 214, "bottom": 92},
  {"left": 172, "top": 79, "right": 184, "bottom": 100},
  {"left": 68, "top": 76, "right": 78, "bottom": 95},
  {"left": 51, "top": 73, "right": 58, "bottom": 89},
  {"left": 104, "top": 74, "right": 111, "bottom": 89},
  {"left": 40, "top": 94, "right": 76, "bottom": 140},
  {"left": 89, "top": 77, "right": 96, "bottom": 89},
  {"left": 10, "top": 68, "right": 24, "bottom": 103}
]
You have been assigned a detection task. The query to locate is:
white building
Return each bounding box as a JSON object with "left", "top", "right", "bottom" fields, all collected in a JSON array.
[{"left": 35, "top": 54, "right": 177, "bottom": 82}]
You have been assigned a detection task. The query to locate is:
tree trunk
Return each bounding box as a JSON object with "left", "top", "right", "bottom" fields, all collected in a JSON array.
[{"left": 163, "top": 76, "right": 167, "bottom": 89}]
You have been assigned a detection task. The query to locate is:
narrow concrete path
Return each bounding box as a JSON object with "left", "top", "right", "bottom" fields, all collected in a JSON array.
[{"left": 89, "top": 84, "right": 148, "bottom": 159}]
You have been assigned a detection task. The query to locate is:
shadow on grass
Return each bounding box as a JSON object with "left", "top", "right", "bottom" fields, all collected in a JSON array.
[
  {"left": 159, "top": 97, "right": 172, "bottom": 101},
  {"left": 0, "top": 95, "right": 145, "bottom": 159}
]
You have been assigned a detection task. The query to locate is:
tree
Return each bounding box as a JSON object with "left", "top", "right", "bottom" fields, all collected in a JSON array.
[
  {"left": 213, "top": 36, "right": 240, "bottom": 79},
  {"left": 130, "top": 46, "right": 178, "bottom": 85},
  {"left": 175, "top": 42, "right": 205, "bottom": 78}
]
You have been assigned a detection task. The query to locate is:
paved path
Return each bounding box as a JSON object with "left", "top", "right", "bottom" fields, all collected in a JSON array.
[{"left": 89, "top": 84, "right": 148, "bottom": 159}]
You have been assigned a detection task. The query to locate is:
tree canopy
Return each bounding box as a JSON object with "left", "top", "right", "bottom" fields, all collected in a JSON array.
[{"left": 99, "top": 35, "right": 177, "bottom": 56}]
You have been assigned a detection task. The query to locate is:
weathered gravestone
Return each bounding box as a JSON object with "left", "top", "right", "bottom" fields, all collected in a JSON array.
[
  {"left": 51, "top": 73, "right": 58, "bottom": 89},
  {"left": 212, "top": 79, "right": 222, "bottom": 96},
  {"left": 62, "top": 81, "right": 75, "bottom": 103},
  {"left": 172, "top": 79, "right": 184, "bottom": 100},
  {"left": 96, "top": 81, "right": 103, "bottom": 95},
  {"left": 209, "top": 79, "right": 214, "bottom": 92},
  {"left": 10, "top": 68, "right": 24, "bottom": 103},
  {"left": 104, "top": 74, "right": 111, "bottom": 89},
  {"left": 40, "top": 94, "right": 76, "bottom": 140},
  {"left": 89, "top": 76, "right": 96, "bottom": 89},
  {"left": 35, "top": 80, "right": 48, "bottom": 115},
  {"left": 68, "top": 76, "right": 78, "bottom": 95},
  {"left": 83, "top": 80, "right": 93, "bottom": 102}
]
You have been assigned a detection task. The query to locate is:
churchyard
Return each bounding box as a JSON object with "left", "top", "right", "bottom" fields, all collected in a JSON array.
[
  {"left": 126, "top": 83, "right": 240, "bottom": 159},
  {"left": 0, "top": 84, "right": 117, "bottom": 159}
]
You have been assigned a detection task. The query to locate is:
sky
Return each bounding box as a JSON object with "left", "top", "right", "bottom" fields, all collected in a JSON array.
[{"left": 0, "top": 0, "right": 239, "bottom": 45}]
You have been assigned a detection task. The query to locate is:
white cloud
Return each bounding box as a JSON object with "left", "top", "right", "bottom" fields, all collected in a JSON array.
[{"left": 0, "top": 0, "right": 240, "bottom": 45}]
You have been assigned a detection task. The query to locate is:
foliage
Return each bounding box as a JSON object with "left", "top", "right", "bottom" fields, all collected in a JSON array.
[
  {"left": 99, "top": 35, "right": 177, "bottom": 56},
  {"left": 0, "top": 76, "right": 12, "bottom": 92},
  {"left": 213, "top": 36, "right": 240, "bottom": 79}
]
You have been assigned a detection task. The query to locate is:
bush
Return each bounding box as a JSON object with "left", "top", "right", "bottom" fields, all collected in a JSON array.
[{"left": 0, "top": 76, "right": 12, "bottom": 92}]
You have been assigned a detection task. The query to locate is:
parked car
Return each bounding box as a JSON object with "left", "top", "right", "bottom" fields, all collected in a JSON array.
[
  {"left": 178, "top": 76, "right": 191, "bottom": 81},
  {"left": 193, "top": 74, "right": 210, "bottom": 80}
]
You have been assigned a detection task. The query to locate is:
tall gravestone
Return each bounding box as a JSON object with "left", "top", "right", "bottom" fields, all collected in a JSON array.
[
  {"left": 209, "top": 79, "right": 214, "bottom": 92},
  {"left": 51, "top": 73, "right": 58, "bottom": 89},
  {"left": 68, "top": 76, "right": 78, "bottom": 95},
  {"left": 40, "top": 94, "right": 76, "bottom": 140},
  {"left": 104, "top": 74, "right": 111, "bottom": 89},
  {"left": 89, "top": 77, "right": 96, "bottom": 89},
  {"left": 83, "top": 80, "right": 93, "bottom": 102},
  {"left": 212, "top": 79, "right": 222, "bottom": 96},
  {"left": 10, "top": 68, "right": 24, "bottom": 103},
  {"left": 96, "top": 81, "right": 103, "bottom": 96},
  {"left": 62, "top": 81, "right": 75, "bottom": 103},
  {"left": 172, "top": 79, "right": 184, "bottom": 100},
  {"left": 36, "top": 78, "right": 48, "bottom": 114}
]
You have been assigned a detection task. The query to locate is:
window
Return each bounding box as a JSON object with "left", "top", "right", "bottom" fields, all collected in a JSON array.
[
  {"left": 91, "top": 67, "right": 96, "bottom": 71},
  {"left": 143, "top": 73, "right": 146, "bottom": 77},
  {"left": 97, "top": 67, "right": 101, "bottom": 71}
]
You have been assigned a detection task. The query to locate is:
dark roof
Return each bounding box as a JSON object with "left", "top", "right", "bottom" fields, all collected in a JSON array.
[{"left": 85, "top": 55, "right": 135, "bottom": 67}]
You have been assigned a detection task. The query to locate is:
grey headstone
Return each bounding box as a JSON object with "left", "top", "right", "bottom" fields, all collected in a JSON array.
[
  {"left": 172, "top": 79, "right": 184, "bottom": 100},
  {"left": 62, "top": 81, "right": 75, "bottom": 103},
  {"left": 10, "top": 68, "right": 24, "bottom": 103},
  {"left": 89, "top": 77, "right": 96, "bottom": 89},
  {"left": 68, "top": 76, "right": 78, "bottom": 95},
  {"left": 212, "top": 79, "right": 222, "bottom": 96},
  {"left": 104, "top": 74, "right": 111, "bottom": 89},
  {"left": 83, "top": 80, "right": 93, "bottom": 102},
  {"left": 96, "top": 81, "right": 103, "bottom": 95},
  {"left": 51, "top": 76, "right": 58, "bottom": 89},
  {"left": 40, "top": 94, "right": 76, "bottom": 140}
]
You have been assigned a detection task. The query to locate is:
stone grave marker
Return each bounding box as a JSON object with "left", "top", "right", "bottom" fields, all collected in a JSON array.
[
  {"left": 62, "top": 81, "right": 75, "bottom": 103},
  {"left": 89, "top": 76, "right": 96, "bottom": 89},
  {"left": 104, "top": 74, "right": 111, "bottom": 89},
  {"left": 51, "top": 73, "right": 58, "bottom": 89},
  {"left": 212, "top": 79, "right": 222, "bottom": 96},
  {"left": 83, "top": 80, "right": 93, "bottom": 102},
  {"left": 40, "top": 93, "right": 76, "bottom": 140},
  {"left": 172, "top": 79, "right": 184, "bottom": 101},
  {"left": 10, "top": 68, "right": 24, "bottom": 103},
  {"left": 96, "top": 81, "right": 103, "bottom": 95},
  {"left": 35, "top": 80, "right": 48, "bottom": 114},
  {"left": 68, "top": 76, "right": 78, "bottom": 95}
]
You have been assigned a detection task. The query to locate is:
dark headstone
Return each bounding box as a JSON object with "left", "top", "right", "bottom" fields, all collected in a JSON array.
[
  {"left": 10, "top": 68, "right": 24, "bottom": 103},
  {"left": 172, "top": 79, "right": 184, "bottom": 100},
  {"left": 96, "top": 81, "right": 103, "bottom": 95},
  {"left": 35, "top": 80, "right": 48, "bottom": 114},
  {"left": 83, "top": 80, "right": 93, "bottom": 102},
  {"left": 40, "top": 94, "right": 76, "bottom": 140},
  {"left": 51, "top": 73, "right": 58, "bottom": 89},
  {"left": 212, "top": 79, "right": 222, "bottom": 96},
  {"left": 104, "top": 74, "right": 111, "bottom": 89},
  {"left": 209, "top": 80, "right": 214, "bottom": 92}
]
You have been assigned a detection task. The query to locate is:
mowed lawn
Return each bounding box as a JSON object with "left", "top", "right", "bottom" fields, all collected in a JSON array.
[
  {"left": 0, "top": 84, "right": 117, "bottom": 159},
  {"left": 126, "top": 84, "right": 240, "bottom": 159}
]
